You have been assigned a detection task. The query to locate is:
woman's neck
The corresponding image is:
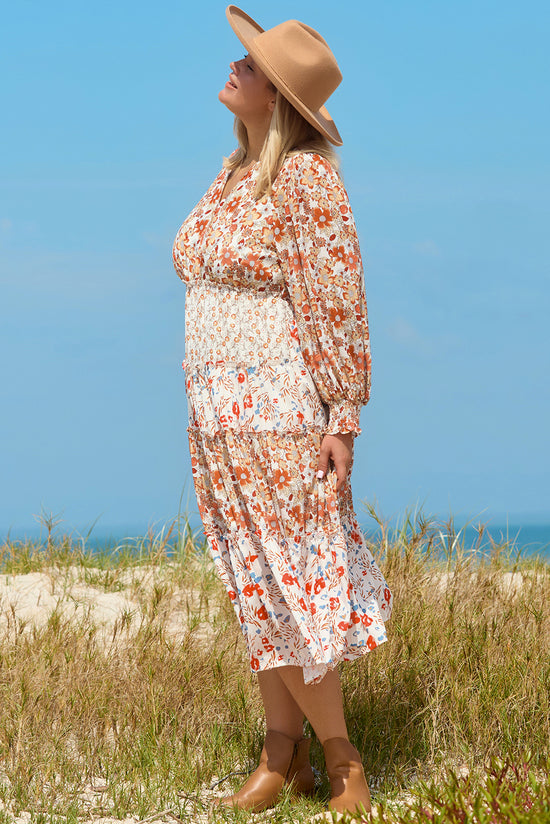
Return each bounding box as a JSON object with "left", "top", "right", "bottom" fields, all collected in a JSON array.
[{"left": 242, "top": 116, "right": 271, "bottom": 163}]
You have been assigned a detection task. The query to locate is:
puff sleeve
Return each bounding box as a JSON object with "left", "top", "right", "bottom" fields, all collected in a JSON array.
[{"left": 274, "top": 152, "right": 371, "bottom": 435}]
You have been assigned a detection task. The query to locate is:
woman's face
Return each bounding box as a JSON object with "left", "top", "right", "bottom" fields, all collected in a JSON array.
[{"left": 218, "top": 54, "right": 276, "bottom": 121}]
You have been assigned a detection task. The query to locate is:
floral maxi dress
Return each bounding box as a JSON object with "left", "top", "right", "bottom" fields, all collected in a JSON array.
[{"left": 173, "top": 152, "right": 392, "bottom": 685}]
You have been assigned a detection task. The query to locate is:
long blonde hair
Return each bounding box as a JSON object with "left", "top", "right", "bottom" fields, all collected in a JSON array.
[{"left": 223, "top": 92, "right": 340, "bottom": 199}]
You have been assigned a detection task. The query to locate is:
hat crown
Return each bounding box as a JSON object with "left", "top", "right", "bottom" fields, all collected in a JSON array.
[{"left": 253, "top": 20, "right": 342, "bottom": 112}]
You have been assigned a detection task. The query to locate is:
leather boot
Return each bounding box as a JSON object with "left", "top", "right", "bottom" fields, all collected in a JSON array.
[
  {"left": 286, "top": 736, "right": 315, "bottom": 796},
  {"left": 219, "top": 730, "right": 314, "bottom": 812},
  {"left": 323, "top": 737, "right": 371, "bottom": 819}
]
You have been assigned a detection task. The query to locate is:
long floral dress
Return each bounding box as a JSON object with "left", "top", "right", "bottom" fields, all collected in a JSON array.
[{"left": 173, "top": 152, "right": 392, "bottom": 685}]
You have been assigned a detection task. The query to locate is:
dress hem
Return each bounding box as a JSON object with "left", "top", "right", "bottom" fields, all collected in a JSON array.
[{"left": 251, "top": 634, "right": 389, "bottom": 686}]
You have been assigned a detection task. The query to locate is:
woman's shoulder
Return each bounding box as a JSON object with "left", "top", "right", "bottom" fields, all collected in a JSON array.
[
  {"left": 274, "top": 151, "right": 343, "bottom": 203},
  {"left": 280, "top": 150, "right": 337, "bottom": 179}
]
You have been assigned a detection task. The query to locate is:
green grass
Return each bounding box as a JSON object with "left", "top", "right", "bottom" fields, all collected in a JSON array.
[{"left": 0, "top": 507, "right": 549, "bottom": 822}]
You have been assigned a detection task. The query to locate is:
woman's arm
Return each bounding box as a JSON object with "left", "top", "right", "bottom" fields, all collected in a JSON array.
[{"left": 276, "top": 152, "right": 371, "bottom": 443}]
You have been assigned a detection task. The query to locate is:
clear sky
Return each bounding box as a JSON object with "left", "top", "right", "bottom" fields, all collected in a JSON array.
[{"left": 1, "top": 0, "right": 549, "bottom": 539}]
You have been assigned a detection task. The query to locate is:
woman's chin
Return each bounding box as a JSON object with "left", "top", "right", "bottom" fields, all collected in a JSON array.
[{"left": 218, "top": 89, "right": 237, "bottom": 114}]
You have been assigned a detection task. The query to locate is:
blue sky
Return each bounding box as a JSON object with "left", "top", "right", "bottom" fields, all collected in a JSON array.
[{"left": 1, "top": 0, "right": 549, "bottom": 539}]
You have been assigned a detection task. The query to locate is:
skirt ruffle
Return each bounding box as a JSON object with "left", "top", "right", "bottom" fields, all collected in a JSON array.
[{"left": 188, "top": 427, "right": 392, "bottom": 685}]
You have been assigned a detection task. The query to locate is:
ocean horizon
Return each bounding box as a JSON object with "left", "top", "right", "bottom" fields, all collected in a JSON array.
[{"left": 3, "top": 516, "right": 550, "bottom": 563}]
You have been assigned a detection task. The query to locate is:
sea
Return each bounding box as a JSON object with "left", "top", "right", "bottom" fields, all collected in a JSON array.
[{"left": 5, "top": 517, "right": 550, "bottom": 563}]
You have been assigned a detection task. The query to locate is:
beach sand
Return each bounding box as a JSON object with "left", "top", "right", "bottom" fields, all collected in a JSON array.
[{"left": 0, "top": 564, "right": 214, "bottom": 644}]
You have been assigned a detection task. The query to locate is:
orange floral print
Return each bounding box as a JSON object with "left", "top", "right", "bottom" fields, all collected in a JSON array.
[{"left": 313, "top": 207, "right": 332, "bottom": 228}]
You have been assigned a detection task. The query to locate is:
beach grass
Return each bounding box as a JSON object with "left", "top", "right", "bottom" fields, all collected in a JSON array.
[{"left": 0, "top": 508, "right": 549, "bottom": 823}]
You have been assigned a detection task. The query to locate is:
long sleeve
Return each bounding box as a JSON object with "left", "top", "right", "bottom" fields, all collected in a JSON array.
[{"left": 275, "top": 152, "right": 371, "bottom": 434}]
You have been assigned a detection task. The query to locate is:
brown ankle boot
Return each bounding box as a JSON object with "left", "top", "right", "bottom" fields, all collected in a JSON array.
[
  {"left": 323, "top": 737, "right": 371, "bottom": 819},
  {"left": 219, "top": 730, "right": 314, "bottom": 812},
  {"left": 286, "top": 736, "right": 315, "bottom": 796}
]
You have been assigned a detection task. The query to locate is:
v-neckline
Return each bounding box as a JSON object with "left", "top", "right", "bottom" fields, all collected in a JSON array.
[{"left": 218, "top": 162, "right": 257, "bottom": 204}]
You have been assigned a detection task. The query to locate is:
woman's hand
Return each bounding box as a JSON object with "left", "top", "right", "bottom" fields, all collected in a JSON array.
[{"left": 317, "top": 432, "right": 354, "bottom": 491}]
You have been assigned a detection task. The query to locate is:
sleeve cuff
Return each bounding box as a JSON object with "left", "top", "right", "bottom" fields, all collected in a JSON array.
[{"left": 326, "top": 400, "right": 362, "bottom": 435}]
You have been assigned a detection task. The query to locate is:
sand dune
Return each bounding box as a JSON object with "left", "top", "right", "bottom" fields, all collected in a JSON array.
[{"left": 0, "top": 565, "right": 214, "bottom": 645}]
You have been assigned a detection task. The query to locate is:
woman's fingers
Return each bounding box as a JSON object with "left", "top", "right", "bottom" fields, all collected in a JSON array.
[
  {"left": 317, "top": 433, "right": 354, "bottom": 491},
  {"left": 317, "top": 438, "right": 332, "bottom": 479},
  {"left": 332, "top": 451, "right": 349, "bottom": 490}
]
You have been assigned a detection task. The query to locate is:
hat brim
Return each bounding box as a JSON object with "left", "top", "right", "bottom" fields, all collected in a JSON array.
[{"left": 225, "top": 5, "right": 343, "bottom": 146}]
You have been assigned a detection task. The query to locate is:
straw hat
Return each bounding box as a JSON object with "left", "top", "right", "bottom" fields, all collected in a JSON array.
[{"left": 225, "top": 5, "right": 343, "bottom": 146}]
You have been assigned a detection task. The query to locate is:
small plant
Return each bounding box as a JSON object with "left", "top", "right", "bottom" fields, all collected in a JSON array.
[{"left": 372, "top": 756, "right": 550, "bottom": 822}]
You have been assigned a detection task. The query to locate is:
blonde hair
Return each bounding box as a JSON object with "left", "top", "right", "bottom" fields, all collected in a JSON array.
[{"left": 223, "top": 91, "right": 340, "bottom": 199}]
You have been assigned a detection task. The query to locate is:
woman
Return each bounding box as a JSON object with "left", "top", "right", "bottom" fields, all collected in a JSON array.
[{"left": 173, "top": 6, "right": 392, "bottom": 818}]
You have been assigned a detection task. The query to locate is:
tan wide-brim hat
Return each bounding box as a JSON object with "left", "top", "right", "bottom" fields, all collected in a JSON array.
[{"left": 225, "top": 5, "right": 343, "bottom": 146}]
